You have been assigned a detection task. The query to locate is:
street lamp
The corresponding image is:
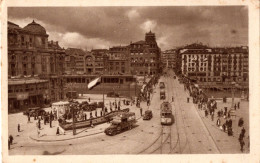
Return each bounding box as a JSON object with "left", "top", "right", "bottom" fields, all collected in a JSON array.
[
  {"left": 68, "top": 82, "right": 76, "bottom": 135},
  {"left": 231, "top": 81, "right": 236, "bottom": 108}
]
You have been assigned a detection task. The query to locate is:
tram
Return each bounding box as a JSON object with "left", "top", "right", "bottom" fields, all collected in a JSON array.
[
  {"left": 160, "top": 101, "right": 174, "bottom": 125},
  {"left": 159, "top": 82, "right": 165, "bottom": 89}
]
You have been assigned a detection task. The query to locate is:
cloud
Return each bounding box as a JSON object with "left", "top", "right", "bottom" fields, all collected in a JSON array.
[
  {"left": 140, "top": 19, "right": 157, "bottom": 32},
  {"left": 8, "top": 6, "right": 248, "bottom": 50},
  {"left": 55, "top": 32, "right": 111, "bottom": 50},
  {"left": 126, "top": 9, "right": 140, "bottom": 20}
]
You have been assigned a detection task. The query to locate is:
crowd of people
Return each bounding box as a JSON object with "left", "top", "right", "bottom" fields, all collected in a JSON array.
[{"left": 182, "top": 78, "right": 248, "bottom": 152}]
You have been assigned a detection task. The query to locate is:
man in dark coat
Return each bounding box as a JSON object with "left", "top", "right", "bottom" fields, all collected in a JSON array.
[{"left": 17, "top": 124, "right": 20, "bottom": 132}]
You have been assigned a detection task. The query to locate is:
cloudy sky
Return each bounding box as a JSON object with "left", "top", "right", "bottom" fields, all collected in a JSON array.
[{"left": 8, "top": 6, "right": 248, "bottom": 50}]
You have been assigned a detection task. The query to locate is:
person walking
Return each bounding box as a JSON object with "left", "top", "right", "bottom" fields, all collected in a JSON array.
[
  {"left": 27, "top": 114, "right": 30, "bottom": 123},
  {"left": 8, "top": 138, "right": 11, "bottom": 150},
  {"left": 238, "top": 118, "right": 244, "bottom": 127},
  {"left": 9, "top": 135, "right": 14, "bottom": 145},
  {"left": 37, "top": 127, "right": 40, "bottom": 138},
  {"left": 216, "top": 118, "right": 220, "bottom": 127},
  {"left": 239, "top": 133, "right": 245, "bottom": 152},
  {"left": 222, "top": 123, "right": 226, "bottom": 132},
  {"left": 140, "top": 107, "right": 143, "bottom": 116},
  {"left": 241, "top": 127, "right": 246, "bottom": 137},
  {"left": 238, "top": 102, "right": 240, "bottom": 109},
  {"left": 56, "top": 127, "right": 60, "bottom": 135},
  {"left": 211, "top": 112, "right": 214, "bottom": 121},
  {"left": 234, "top": 104, "right": 237, "bottom": 110},
  {"left": 50, "top": 117, "right": 52, "bottom": 128},
  {"left": 17, "top": 123, "right": 20, "bottom": 132},
  {"left": 89, "top": 97, "right": 90, "bottom": 102},
  {"left": 172, "top": 96, "right": 174, "bottom": 102}
]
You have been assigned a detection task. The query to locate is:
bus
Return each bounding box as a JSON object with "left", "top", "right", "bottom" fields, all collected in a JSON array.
[{"left": 160, "top": 101, "right": 174, "bottom": 125}]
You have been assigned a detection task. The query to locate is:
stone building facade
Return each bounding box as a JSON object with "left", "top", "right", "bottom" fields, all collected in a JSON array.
[
  {"left": 129, "top": 31, "right": 161, "bottom": 75},
  {"left": 8, "top": 20, "right": 66, "bottom": 111},
  {"left": 179, "top": 43, "right": 249, "bottom": 89}
]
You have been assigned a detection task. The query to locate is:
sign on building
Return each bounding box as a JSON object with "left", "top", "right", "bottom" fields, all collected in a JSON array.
[{"left": 16, "top": 93, "right": 29, "bottom": 100}]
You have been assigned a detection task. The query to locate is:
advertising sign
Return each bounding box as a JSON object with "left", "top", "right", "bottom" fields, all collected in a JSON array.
[{"left": 16, "top": 93, "right": 29, "bottom": 100}]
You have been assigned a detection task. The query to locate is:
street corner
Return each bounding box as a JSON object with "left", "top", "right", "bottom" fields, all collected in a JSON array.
[{"left": 29, "top": 124, "right": 108, "bottom": 142}]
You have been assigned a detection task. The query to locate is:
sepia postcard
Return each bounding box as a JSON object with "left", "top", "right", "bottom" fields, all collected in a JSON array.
[{"left": 1, "top": 0, "right": 260, "bottom": 163}]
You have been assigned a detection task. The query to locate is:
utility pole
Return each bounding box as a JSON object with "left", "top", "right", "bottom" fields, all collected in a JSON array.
[{"left": 69, "top": 82, "right": 76, "bottom": 135}]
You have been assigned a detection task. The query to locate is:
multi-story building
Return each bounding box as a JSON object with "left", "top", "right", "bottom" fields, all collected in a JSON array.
[
  {"left": 8, "top": 20, "right": 66, "bottom": 111},
  {"left": 65, "top": 48, "right": 86, "bottom": 74},
  {"left": 129, "top": 31, "right": 161, "bottom": 75},
  {"left": 105, "top": 46, "right": 130, "bottom": 75},
  {"left": 161, "top": 49, "right": 178, "bottom": 69},
  {"left": 179, "top": 43, "right": 248, "bottom": 89}
]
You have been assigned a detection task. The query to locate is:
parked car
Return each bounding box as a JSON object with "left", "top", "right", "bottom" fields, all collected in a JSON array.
[
  {"left": 23, "top": 107, "right": 46, "bottom": 117},
  {"left": 107, "top": 91, "right": 120, "bottom": 97},
  {"left": 143, "top": 110, "right": 153, "bottom": 120}
]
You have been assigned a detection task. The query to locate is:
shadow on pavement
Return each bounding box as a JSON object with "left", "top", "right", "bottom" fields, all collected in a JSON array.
[{"left": 42, "top": 149, "right": 66, "bottom": 155}]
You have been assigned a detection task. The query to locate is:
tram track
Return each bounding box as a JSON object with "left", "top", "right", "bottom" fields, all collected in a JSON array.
[{"left": 168, "top": 73, "right": 190, "bottom": 154}]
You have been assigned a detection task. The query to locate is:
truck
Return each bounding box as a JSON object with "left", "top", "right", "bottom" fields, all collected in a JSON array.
[
  {"left": 104, "top": 112, "right": 137, "bottom": 136},
  {"left": 160, "top": 89, "right": 166, "bottom": 100}
]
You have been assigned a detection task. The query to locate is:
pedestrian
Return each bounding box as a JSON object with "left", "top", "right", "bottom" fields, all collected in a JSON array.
[
  {"left": 239, "top": 134, "right": 245, "bottom": 152},
  {"left": 234, "top": 104, "right": 237, "bottom": 110},
  {"left": 50, "top": 118, "right": 52, "bottom": 128},
  {"left": 17, "top": 123, "right": 20, "bottom": 132},
  {"left": 216, "top": 118, "right": 220, "bottom": 127},
  {"left": 187, "top": 97, "right": 189, "bottom": 103},
  {"left": 8, "top": 138, "right": 10, "bottom": 150},
  {"left": 9, "top": 135, "right": 14, "bottom": 145},
  {"left": 211, "top": 112, "right": 214, "bottom": 121},
  {"left": 172, "top": 96, "right": 174, "bottom": 102},
  {"left": 27, "top": 114, "right": 30, "bottom": 123},
  {"left": 205, "top": 110, "right": 208, "bottom": 117},
  {"left": 229, "top": 119, "right": 233, "bottom": 128},
  {"left": 56, "top": 127, "right": 60, "bottom": 135},
  {"left": 238, "top": 102, "right": 240, "bottom": 109},
  {"left": 89, "top": 97, "right": 90, "bottom": 102},
  {"left": 238, "top": 118, "right": 244, "bottom": 127},
  {"left": 84, "top": 113, "right": 87, "bottom": 120},
  {"left": 140, "top": 108, "right": 143, "bottom": 116},
  {"left": 38, "top": 119, "right": 41, "bottom": 129},
  {"left": 241, "top": 127, "right": 246, "bottom": 137},
  {"left": 222, "top": 123, "right": 226, "bottom": 132}
]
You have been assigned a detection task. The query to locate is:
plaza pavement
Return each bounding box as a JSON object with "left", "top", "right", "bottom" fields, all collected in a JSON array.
[{"left": 8, "top": 94, "right": 147, "bottom": 143}]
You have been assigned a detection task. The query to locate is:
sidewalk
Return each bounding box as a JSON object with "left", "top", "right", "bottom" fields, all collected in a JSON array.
[
  {"left": 29, "top": 100, "right": 145, "bottom": 142},
  {"left": 183, "top": 88, "right": 249, "bottom": 153}
]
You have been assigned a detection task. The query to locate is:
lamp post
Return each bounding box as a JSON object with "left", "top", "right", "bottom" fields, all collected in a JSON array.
[
  {"left": 68, "top": 82, "right": 76, "bottom": 135},
  {"left": 231, "top": 81, "right": 236, "bottom": 108}
]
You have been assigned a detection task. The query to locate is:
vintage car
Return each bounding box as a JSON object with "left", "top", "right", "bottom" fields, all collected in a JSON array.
[
  {"left": 104, "top": 112, "right": 137, "bottom": 136},
  {"left": 23, "top": 107, "right": 46, "bottom": 117},
  {"left": 143, "top": 110, "right": 153, "bottom": 120},
  {"left": 107, "top": 91, "right": 120, "bottom": 97}
]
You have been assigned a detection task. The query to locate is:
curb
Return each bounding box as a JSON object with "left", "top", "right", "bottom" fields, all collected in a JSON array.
[
  {"left": 29, "top": 116, "right": 143, "bottom": 142},
  {"left": 29, "top": 130, "right": 104, "bottom": 142}
]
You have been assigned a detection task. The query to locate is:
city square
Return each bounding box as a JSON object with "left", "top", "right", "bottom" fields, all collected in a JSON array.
[{"left": 6, "top": 6, "right": 250, "bottom": 155}]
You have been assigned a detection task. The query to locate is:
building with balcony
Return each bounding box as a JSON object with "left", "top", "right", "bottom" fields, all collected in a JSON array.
[
  {"left": 129, "top": 31, "right": 161, "bottom": 75},
  {"left": 8, "top": 20, "right": 66, "bottom": 111},
  {"left": 179, "top": 43, "right": 248, "bottom": 89},
  {"left": 161, "top": 49, "right": 178, "bottom": 69}
]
